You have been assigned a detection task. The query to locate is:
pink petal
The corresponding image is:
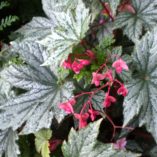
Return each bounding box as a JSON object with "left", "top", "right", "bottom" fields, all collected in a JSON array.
[
  {"left": 91, "top": 72, "right": 106, "bottom": 86},
  {"left": 69, "top": 99, "right": 76, "bottom": 106},
  {"left": 74, "top": 113, "right": 89, "bottom": 129},
  {"left": 113, "top": 138, "right": 127, "bottom": 150},
  {"left": 86, "top": 50, "right": 96, "bottom": 60},
  {"left": 119, "top": 4, "right": 135, "bottom": 14},
  {"left": 62, "top": 56, "right": 72, "bottom": 69},
  {"left": 103, "top": 94, "right": 116, "bottom": 108},
  {"left": 112, "top": 59, "right": 129, "bottom": 74},
  {"left": 72, "top": 61, "right": 84, "bottom": 74},
  {"left": 88, "top": 109, "right": 99, "bottom": 121},
  {"left": 59, "top": 99, "right": 76, "bottom": 114},
  {"left": 117, "top": 85, "right": 128, "bottom": 97},
  {"left": 49, "top": 139, "right": 62, "bottom": 152},
  {"left": 104, "top": 70, "right": 113, "bottom": 82},
  {"left": 78, "top": 59, "right": 91, "bottom": 66}
]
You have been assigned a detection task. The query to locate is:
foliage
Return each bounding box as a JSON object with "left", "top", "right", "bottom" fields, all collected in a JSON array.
[
  {"left": 0, "top": 0, "right": 157, "bottom": 156},
  {"left": 35, "top": 129, "right": 52, "bottom": 157},
  {"left": 123, "top": 27, "right": 157, "bottom": 142},
  {"left": 62, "top": 119, "right": 140, "bottom": 157},
  {"left": 0, "top": 1, "right": 19, "bottom": 31},
  {"left": 114, "top": 0, "right": 157, "bottom": 42}
]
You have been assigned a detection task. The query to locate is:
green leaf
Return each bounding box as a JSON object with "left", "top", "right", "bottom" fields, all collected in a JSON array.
[
  {"left": 0, "top": 41, "right": 74, "bottom": 134},
  {"left": 35, "top": 129, "right": 52, "bottom": 157},
  {"left": 0, "top": 129, "right": 20, "bottom": 157},
  {"left": 62, "top": 119, "right": 140, "bottom": 157},
  {"left": 123, "top": 27, "right": 157, "bottom": 142},
  {"left": 114, "top": 0, "right": 157, "bottom": 42},
  {"left": 0, "top": 1, "right": 10, "bottom": 10},
  {"left": 0, "top": 16, "right": 19, "bottom": 31},
  {"left": 39, "top": 0, "right": 91, "bottom": 67}
]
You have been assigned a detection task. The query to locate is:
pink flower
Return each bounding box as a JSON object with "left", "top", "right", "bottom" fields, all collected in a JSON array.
[
  {"left": 113, "top": 138, "right": 127, "bottom": 150},
  {"left": 103, "top": 93, "right": 116, "bottom": 108},
  {"left": 118, "top": 3, "right": 135, "bottom": 14},
  {"left": 88, "top": 109, "right": 99, "bottom": 121},
  {"left": 104, "top": 70, "right": 113, "bottom": 82},
  {"left": 62, "top": 56, "right": 72, "bottom": 69},
  {"left": 49, "top": 139, "right": 62, "bottom": 152},
  {"left": 74, "top": 113, "right": 89, "bottom": 129},
  {"left": 71, "top": 61, "right": 84, "bottom": 74},
  {"left": 117, "top": 85, "right": 128, "bottom": 97},
  {"left": 86, "top": 50, "right": 96, "bottom": 60},
  {"left": 77, "top": 59, "right": 91, "bottom": 66},
  {"left": 112, "top": 59, "right": 129, "bottom": 74},
  {"left": 91, "top": 72, "right": 105, "bottom": 86},
  {"left": 59, "top": 99, "right": 76, "bottom": 114}
]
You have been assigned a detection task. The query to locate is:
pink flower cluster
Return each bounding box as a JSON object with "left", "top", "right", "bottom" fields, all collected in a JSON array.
[
  {"left": 62, "top": 50, "right": 95, "bottom": 74},
  {"left": 91, "top": 58, "right": 128, "bottom": 108},
  {"left": 59, "top": 58, "right": 129, "bottom": 129},
  {"left": 59, "top": 99, "right": 99, "bottom": 129}
]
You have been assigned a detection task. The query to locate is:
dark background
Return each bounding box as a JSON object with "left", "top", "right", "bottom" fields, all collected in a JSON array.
[{"left": 0, "top": 0, "right": 44, "bottom": 42}]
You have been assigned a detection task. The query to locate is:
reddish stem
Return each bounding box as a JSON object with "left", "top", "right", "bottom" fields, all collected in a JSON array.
[
  {"left": 100, "top": 111, "right": 134, "bottom": 141},
  {"left": 99, "top": 0, "right": 114, "bottom": 21},
  {"left": 96, "top": 62, "right": 107, "bottom": 73}
]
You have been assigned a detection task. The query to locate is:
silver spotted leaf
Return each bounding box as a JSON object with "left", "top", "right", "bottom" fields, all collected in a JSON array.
[
  {"left": 123, "top": 27, "right": 157, "bottom": 142},
  {"left": 0, "top": 75, "right": 19, "bottom": 157},
  {"left": 92, "top": 90, "right": 105, "bottom": 112},
  {"left": 17, "top": 0, "right": 78, "bottom": 41},
  {"left": 0, "top": 129, "right": 20, "bottom": 157},
  {"left": 114, "top": 0, "right": 157, "bottom": 42},
  {"left": 42, "top": 0, "right": 78, "bottom": 18},
  {"left": 89, "top": 142, "right": 140, "bottom": 157},
  {"left": 39, "top": 0, "right": 91, "bottom": 67},
  {"left": 104, "top": 0, "right": 120, "bottom": 16},
  {"left": 83, "top": 0, "right": 102, "bottom": 21},
  {"left": 62, "top": 119, "right": 102, "bottom": 157},
  {"left": 0, "top": 41, "right": 74, "bottom": 134},
  {"left": 17, "top": 17, "right": 54, "bottom": 41},
  {"left": 62, "top": 119, "right": 140, "bottom": 157}
]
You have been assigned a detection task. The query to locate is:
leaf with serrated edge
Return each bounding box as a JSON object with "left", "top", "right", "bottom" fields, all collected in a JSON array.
[
  {"left": 17, "top": 0, "right": 79, "bottom": 41},
  {"left": 105, "top": 0, "right": 120, "bottom": 16},
  {"left": 114, "top": 0, "right": 157, "bottom": 42},
  {"left": 0, "top": 77, "right": 19, "bottom": 157},
  {"left": 35, "top": 129, "right": 52, "bottom": 157},
  {"left": 0, "top": 129, "right": 20, "bottom": 157},
  {"left": 0, "top": 41, "right": 74, "bottom": 134},
  {"left": 62, "top": 119, "right": 103, "bottom": 157},
  {"left": 39, "top": 0, "right": 91, "bottom": 67},
  {"left": 42, "top": 0, "right": 78, "bottom": 19},
  {"left": 123, "top": 27, "right": 157, "bottom": 143},
  {"left": 92, "top": 90, "right": 105, "bottom": 112},
  {"left": 90, "top": 142, "right": 140, "bottom": 157},
  {"left": 17, "top": 17, "right": 54, "bottom": 41},
  {"left": 62, "top": 119, "right": 140, "bottom": 157}
]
